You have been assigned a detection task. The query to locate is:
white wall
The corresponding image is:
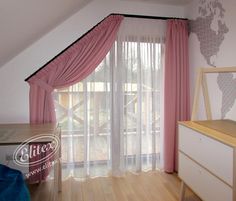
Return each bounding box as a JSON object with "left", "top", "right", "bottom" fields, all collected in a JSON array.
[
  {"left": 0, "top": 0, "right": 185, "bottom": 123},
  {"left": 185, "top": 0, "right": 236, "bottom": 120}
]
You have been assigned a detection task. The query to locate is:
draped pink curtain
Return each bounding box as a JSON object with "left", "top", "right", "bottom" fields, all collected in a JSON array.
[
  {"left": 26, "top": 15, "right": 123, "bottom": 182},
  {"left": 163, "top": 20, "right": 190, "bottom": 173},
  {"left": 27, "top": 15, "right": 123, "bottom": 124},
  {"left": 28, "top": 143, "right": 53, "bottom": 183}
]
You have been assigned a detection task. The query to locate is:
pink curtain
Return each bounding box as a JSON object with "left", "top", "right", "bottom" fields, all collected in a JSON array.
[
  {"left": 27, "top": 15, "right": 123, "bottom": 182},
  {"left": 28, "top": 143, "right": 53, "bottom": 183},
  {"left": 163, "top": 20, "right": 190, "bottom": 173},
  {"left": 27, "top": 15, "right": 123, "bottom": 123}
]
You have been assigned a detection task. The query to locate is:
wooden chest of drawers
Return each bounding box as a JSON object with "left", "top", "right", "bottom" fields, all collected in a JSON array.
[{"left": 178, "top": 120, "right": 236, "bottom": 201}]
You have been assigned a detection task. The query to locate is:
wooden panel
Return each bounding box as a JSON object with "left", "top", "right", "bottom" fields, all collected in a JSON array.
[
  {"left": 201, "top": 73, "right": 212, "bottom": 120},
  {"left": 191, "top": 68, "right": 203, "bottom": 121},
  {"left": 179, "top": 125, "right": 233, "bottom": 186},
  {"left": 202, "top": 67, "right": 236, "bottom": 73},
  {"left": 195, "top": 120, "right": 236, "bottom": 137},
  {"left": 179, "top": 152, "right": 232, "bottom": 201},
  {"left": 0, "top": 123, "right": 58, "bottom": 144}
]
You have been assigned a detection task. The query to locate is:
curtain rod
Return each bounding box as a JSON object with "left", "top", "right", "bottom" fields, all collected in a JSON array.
[
  {"left": 25, "top": 13, "right": 187, "bottom": 81},
  {"left": 112, "top": 13, "right": 187, "bottom": 20}
]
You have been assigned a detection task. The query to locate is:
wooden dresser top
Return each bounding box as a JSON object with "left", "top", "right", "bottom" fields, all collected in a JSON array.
[
  {"left": 0, "top": 123, "right": 58, "bottom": 145},
  {"left": 179, "top": 120, "right": 236, "bottom": 147}
]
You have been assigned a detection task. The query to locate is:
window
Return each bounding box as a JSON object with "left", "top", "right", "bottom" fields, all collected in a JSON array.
[{"left": 54, "top": 18, "right": 166, "bottom": 179}]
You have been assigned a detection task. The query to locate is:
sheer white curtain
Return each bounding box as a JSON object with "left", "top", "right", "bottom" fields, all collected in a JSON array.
[{"left": 54, "top": 18, "right": 166, "bottom": 179}]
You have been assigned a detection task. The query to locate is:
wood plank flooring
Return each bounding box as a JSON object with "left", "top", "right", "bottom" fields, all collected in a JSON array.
[{"left": 29, "top": 171, "right": 201, "bottom": 201}]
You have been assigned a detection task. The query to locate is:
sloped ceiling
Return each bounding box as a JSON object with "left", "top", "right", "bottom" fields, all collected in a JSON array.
[
  {"left": 0, "top": 0, "right": 191, "bottom": 68},
  {"left": 0, "top": 0, "right": 91, "bottom": 68}
]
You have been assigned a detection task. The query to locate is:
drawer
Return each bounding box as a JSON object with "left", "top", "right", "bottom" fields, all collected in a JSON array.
[
  {"left": 179, "top": 125, "right": 233, "bottom": 186},
  {"left": 179, "top": 152, "right": 232, "bottom": 201},
  {"left": 0, "top": 145, "right": 29, "bottom": 175}
]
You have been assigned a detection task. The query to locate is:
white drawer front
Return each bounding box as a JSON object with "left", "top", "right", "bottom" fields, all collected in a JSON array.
[
  {"left": 0, "top": 145, "right": 29, "bottom": 175},
  {"left": 179, "top": 152, "right": 232, "bottom": 201},
  {"left": 179, "top": 125, "right": 233, "bottom": 186}
]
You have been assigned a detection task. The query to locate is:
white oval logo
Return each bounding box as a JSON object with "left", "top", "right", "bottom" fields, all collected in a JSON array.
[{"left": 13, "top": 134, "right": 60, "bottom": 167}]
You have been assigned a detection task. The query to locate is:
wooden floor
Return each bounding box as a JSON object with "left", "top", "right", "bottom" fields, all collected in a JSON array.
[{"left": 29, "top": 171, "right": 201, "bottom": 201}]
